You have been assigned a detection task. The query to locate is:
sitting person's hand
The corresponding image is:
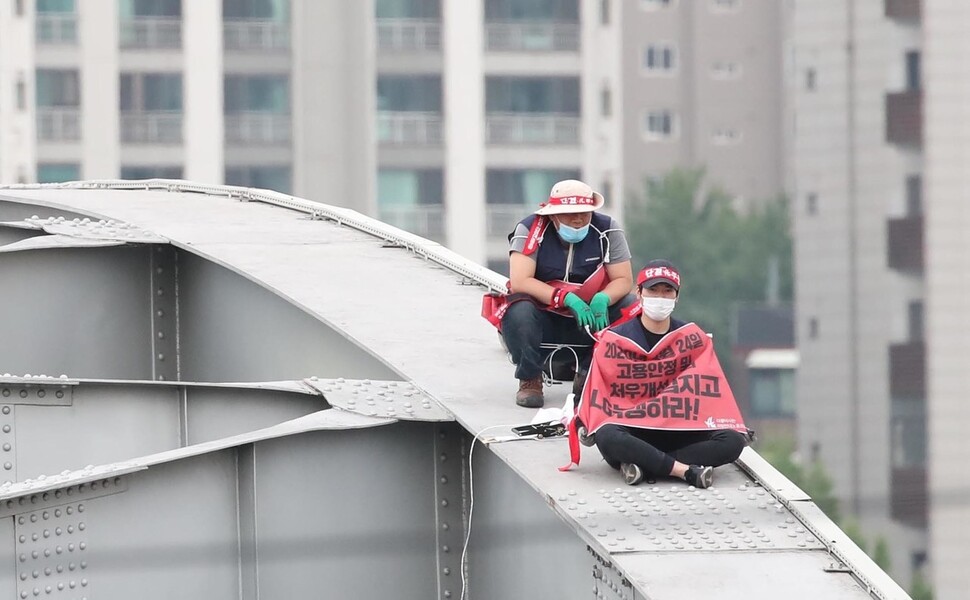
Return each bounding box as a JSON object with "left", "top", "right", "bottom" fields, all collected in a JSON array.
[
  {"left": 563, "top": 293, "right": 595, "bottom": 329},
  {"left": 589, "top": 292, "right": 610, "bottom": 331}
]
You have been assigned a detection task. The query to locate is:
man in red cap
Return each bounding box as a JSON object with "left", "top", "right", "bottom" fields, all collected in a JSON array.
[
  {"left": 590, "top": 259, "right": 746, "bottom": 488},
  {"left": 501, "top": 179, "right": 635, "bottom": 408}
]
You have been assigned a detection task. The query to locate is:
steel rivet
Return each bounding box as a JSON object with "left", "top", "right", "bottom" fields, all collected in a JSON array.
[
  {"left": 55, "top": 391, "right": 63, "bottom": 399},
  {"left": 19, "top": 390, "right": 27, "bottom": 398}
]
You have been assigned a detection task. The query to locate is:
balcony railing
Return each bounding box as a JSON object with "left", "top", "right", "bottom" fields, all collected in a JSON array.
[
  {"left": 378, "top": 204, "right": 445, "bottom": 241},
  {"left": 885, "top": 0, "right": 921, "bottom": 20},
  {"left": 225, "top": 112, "right": 291, "bottom": 145},
  {"left": 485, "top": 113, "right": 580, "bottom": 145},
  {"left": 121, "top": 111, "right": 183, "bottom": 144},
  {"left": 376, "top": 19, "right": 441, "bottom": 52},
  {"left": 889, "top": 341, "right": 925, "bottom": 398},
  {"left": 37, "top": 108, "right": 81, "bottom": 142},
  {"left": 486, "top": 205, "right": 529, "bottom": 237},
  {"left": 484, "top": 22, "right": 580, "bottom": 52},
  {"left": 36, "top": 13, "right": 78, "bottom": 45},
  {"left": 886, "top": 90, "right": 922, "bottom": 146},
  {"left": 224, "top": 20, "right": 290, "bottom": 51},
  {"left": 377, "top": 112, "right": 443, "bottom": 145},
  {"left": 887, "top": 214, "right": 923, "bottom": 271},
  {"left": 119, "top": 17, "right": 182, "bottom": 49}
]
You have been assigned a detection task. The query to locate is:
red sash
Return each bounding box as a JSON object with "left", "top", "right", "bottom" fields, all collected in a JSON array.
[
  {"left": 481, "top": 265, "right": 609, "bottom": 330},
  {"left": 560, "top": 323, "right": 746, "bottom": 470}
]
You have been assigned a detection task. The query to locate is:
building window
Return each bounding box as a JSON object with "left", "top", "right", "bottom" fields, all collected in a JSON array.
[
  {"left": 37, "top": 163, "right": 80, "bottom": 183},
  {"left": 641, "top": 109, "right": 677, "bottom": 141},
  {"left": 908, "top": 301, "right": 924, "bottom": 342},
  {"left": 600, "top": 85, "right": 612, "bottom": 117},
  {"left": 377, "top": 75, "right": 442, "bottom": 112},
  {"left": 486, "top": 169, "right": 580, "bottom": 205},
  {"left": 806, "top": 192, "right": 818, "bottom": 215},
  {"left": 377, "top": 169, "right": 445, "bottom": 240},
  {"left": 225, "top": 166, "right": 291, "bottom": 194},
  {"left": 711, "top": 128, "right": 742, "bottom": 145},
  {"left": 120, "top": 0, "right": 182, "bottom": 17},
  {"left": 891, "top": 397, "right": 926, "bottom": 467},
  {"left": 485, "top": 77, "right": 580, "bottom": 114},
  {"left": 16, "top": 76, "right": 26, "bottom": 111},
  {"left": 905, "top": 175, "right": 922, "bottom": 215},
  {"left": 120, "top": 73, "right": 183, "bottom": 111},
  {"left": 748, "top": 368, "right": 795, "bottom": 418},
  {"left": 223, "top": 0, "right": 289, "bottom": 19},
  {"left": 711, "top": 60, "right": 742, "bottom": 80},
  {"left": 224, "top": 75, "right": 289, "bottom": 113},
  {"left": 905, "top": 50, "right": 921, "bottom": 91},
  {"left": 15, "top": 0, "right": 25, "bottom": 17},
  {"left": 641, "top": 44, "right": 677, "bottom": 74},
  {"left": 808, "top": 317, "right": 818, "bottom": 339},
  {"left": 805, "top": 68, "right": 817, "bottom": 91},
  {"left": 600, "top": 0, "right": 610, "bottom": 24},
  {"left": 640, "top": 0, "right": 675, "bottom": 10},
  {"left": 376, "top": 0, "right": 441, "bottom": 19},
  {"left": 121, "top": 165, "right": 183, "bottom": 179},
  {"left": 36, "top": 69, "right": 80, "bottom": 107},
  {"left": 710, "top": 0, "right": 740, "bottom": 11}
]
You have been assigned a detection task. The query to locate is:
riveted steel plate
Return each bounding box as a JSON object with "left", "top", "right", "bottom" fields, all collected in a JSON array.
[
  {"left": 14, "top": 501, "right": 94, "bottom": 599},
  {"left": 0, "top": 405, "right": 15, "bottom": 484},
  {"left": 0, "top": 376, "right": 76, "bottom": 406},
  {"left": 589, "top": 546, "right": 642, "bottom": 600},
  {"left": 0, "top": 466, "right": 138, "bottom": 513},
  {"left": 551, "top": 468, "right": 824, "bottom": 553},
  {"left": 35, "top": 216, "right": 167, "bottom": 244},
  {"left": 0, "top": 235, "right": 125, "bottom": 253},
  {"left": 303, "top": 378, "right": 454, "bottom": 422}
]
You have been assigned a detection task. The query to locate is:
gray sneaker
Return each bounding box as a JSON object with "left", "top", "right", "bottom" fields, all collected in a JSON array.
[
  {"left": 620, "top": 463, "right": 644, "bottom": 486},
  {"left": 684, "top": 465, "right": 713, "bottom": 489}
]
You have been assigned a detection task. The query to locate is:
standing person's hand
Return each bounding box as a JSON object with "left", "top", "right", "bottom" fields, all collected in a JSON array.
[
  {"left": 589, "top": 292, "right": 610, "bottom": 331},
  {"left": 563, "top": 293, "right": 595, "bottom": 328}
]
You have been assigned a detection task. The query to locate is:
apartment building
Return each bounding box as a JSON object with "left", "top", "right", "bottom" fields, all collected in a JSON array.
[
  {"left": 0, "top": 0, "right": 373, "bottom": 217},
  {"left": 788, "top": 0, "right": 967, "bottom": 593},
  {"left": 1, "top": 0, "right": 787, "bottom": 268}
]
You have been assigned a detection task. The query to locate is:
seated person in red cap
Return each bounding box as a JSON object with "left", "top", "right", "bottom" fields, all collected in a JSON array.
[
  {"left": 592, "top": 260, "right": 746, "bottom": 488},
  {"left": 501, "top": 179, "right": 635, "bottom": 408}
]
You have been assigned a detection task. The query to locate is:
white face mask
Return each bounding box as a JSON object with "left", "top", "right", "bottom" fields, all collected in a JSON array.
[{"left": 641, "top": 297, "right": 676, "bottom": 321}]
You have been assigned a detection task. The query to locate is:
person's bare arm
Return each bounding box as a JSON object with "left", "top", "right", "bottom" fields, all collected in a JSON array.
[
  {"left": 508, "top": 252, "right": 558, "bottom": 304},
  {"left": 602, "top": 259, "right": 634, "bottom": 304}
]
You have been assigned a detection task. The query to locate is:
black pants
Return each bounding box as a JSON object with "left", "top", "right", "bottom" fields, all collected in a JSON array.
[
  {"left": 501, "top": 294, "right": 636, "bottom": 380},
  {"left": 595, "top": 425, "right": 746, "bottom": 478}
]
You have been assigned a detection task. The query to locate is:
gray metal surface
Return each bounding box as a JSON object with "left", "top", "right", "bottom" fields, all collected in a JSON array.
[
  {"left": 0, "top": 183, "right": 911, "bottom": 600},
  {"left": 303, "top": 377, "right": 454, "bottom": 422}
]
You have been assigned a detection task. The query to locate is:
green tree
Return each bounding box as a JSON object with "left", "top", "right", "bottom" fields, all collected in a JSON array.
[
  {"left": 625, "top": 168, "right": 793, "bottom": 360},
  {"left": 910, "top": 571, "right": 933, "bottom": 600}
]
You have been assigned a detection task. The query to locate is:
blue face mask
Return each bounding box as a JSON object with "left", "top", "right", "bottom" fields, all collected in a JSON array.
[{"left": 557, "top": 222, "right": 590, "bottom": 244}]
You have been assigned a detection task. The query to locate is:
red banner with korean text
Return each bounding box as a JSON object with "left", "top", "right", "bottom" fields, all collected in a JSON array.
[{"left": 562, "top": 323, "right": 746, "bottom": 469}]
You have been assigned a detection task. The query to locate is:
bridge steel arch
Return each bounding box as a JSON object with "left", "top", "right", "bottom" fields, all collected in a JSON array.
[{"left": 0, "top": 182, "right": 909, "bottom": 600}]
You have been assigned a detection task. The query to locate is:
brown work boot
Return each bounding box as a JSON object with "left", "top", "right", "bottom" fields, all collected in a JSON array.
[{"left": 515, "top": 376, "right": 544, "bottom": 408}]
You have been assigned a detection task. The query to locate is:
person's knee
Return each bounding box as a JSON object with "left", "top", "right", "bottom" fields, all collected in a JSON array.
[
  {"left": 501, "top": 301, "right": 542, "bottom": 340},
  {"left": 719, "top": 430, "right": 746, "bottom": 462},
  {"left": 593, "top": 424, "right": 625, "bottom": 454}
]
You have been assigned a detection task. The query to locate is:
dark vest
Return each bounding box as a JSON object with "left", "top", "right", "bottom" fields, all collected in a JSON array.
[{"left": 512, "top": 213, "right": 613, "bottom": 284}]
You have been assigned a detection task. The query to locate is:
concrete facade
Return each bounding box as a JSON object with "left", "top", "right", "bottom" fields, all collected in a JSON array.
[
  {"left": 791, "top": 0, "right": 939, "bottom": 591},
  {"left": 618, "top": 0, "right": 786, "bottom": 207},
  {"left": 0, "top": 0, "right": 788, "bottom": 268}
]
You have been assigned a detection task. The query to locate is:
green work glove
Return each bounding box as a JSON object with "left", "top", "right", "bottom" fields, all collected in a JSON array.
[
  {"left": 589, "top": 292, "right": 610, "bottom": 331},
  {"left": 563, "top": 292, "right": 595, "bottom": 329}
]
